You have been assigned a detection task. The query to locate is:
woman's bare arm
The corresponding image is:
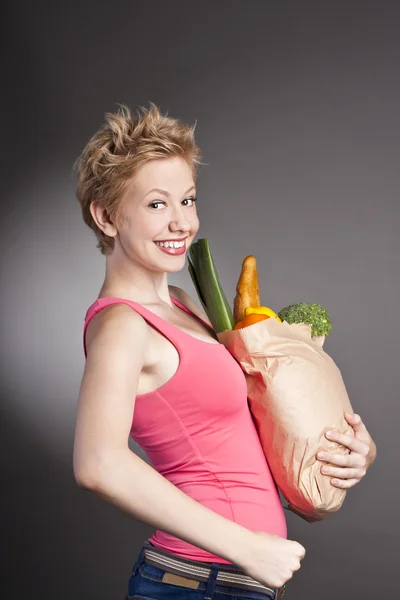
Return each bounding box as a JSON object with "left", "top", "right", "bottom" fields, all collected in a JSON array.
[{"left": 73, "top": 304, "right": 252, "bottom": 565}]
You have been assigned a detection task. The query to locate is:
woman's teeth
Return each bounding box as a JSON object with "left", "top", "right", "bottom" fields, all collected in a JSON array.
[
  {"left": 154, "top": 239, "right": 187, "bottom": 256},
  {"left": 155, "top": 241, "right": 185, "bottom": 248}
]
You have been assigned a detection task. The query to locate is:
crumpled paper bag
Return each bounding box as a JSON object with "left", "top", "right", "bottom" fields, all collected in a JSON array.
[{"left": 217, "top": 318, "right": 354, "bottom": 522}]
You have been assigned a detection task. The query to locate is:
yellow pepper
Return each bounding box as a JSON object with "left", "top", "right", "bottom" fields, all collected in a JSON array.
[
  {"left": 234, "top": 306, "right": 282, "bottom": 330},
  {"left": 245, "top": 306, "right": 282, "bottom": 322}
]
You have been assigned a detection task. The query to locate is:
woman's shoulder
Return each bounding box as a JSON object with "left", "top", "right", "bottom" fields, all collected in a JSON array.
[
  {"left": 168, "top": 285, "right": 212, "bottom": 327},
  {"left": 85, "top": 302, "right": 148, "bottom": 357}
]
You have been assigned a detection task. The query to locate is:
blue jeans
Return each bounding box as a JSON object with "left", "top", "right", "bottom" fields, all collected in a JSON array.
[{"left": 125, "top": 541, "right": 282, "bottom": 600}]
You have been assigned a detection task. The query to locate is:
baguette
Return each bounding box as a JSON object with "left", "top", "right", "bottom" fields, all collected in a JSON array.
[{"left": 233, "top": 255, "right": 261, "bottom": 324}]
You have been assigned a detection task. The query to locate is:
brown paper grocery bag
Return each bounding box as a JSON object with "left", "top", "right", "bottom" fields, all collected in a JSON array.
[{"left": 217, "top": 318, "right": 354, "bottom": 522}]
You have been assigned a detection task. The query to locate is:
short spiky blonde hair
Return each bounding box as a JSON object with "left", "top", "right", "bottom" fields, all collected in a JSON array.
[{"left": 75, "top": 103, "right": 202, "bottom": 255}]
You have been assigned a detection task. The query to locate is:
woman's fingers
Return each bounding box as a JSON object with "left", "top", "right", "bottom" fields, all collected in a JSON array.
[
  {"left": 324, "top": 430, "right": 369, "bottom": 456},
  {"left": 344, "top": 412, "right": 368, "bottom": 435},
  {"left": 316, "top": 412, "right": 375, "bottom": 491},
  {"left": 329, "top": 477, "right": 360, "bottom": 489},
  {"left": 317, "top": 451, "right": 365, "bottom": 467},
  {"left": 320, "top": 465, "right": 365, "bottom": 479}
]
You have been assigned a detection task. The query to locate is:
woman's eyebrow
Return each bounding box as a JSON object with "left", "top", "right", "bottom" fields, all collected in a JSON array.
[{"left": 144, "top": 185, "right": 196, "bottom": 198}]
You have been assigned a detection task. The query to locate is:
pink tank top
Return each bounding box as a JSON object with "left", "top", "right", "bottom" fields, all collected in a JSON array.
[{"left": 83, "top": 295, "right": 287, "bottom": 563}]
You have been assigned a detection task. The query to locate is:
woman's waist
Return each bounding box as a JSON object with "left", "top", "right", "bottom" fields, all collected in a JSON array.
[
  {"left": 161, "top": 479, "right": 286, "bottom": 532},
  {"left": 148, "top": 497, "right": 287, "bottom": 563}
]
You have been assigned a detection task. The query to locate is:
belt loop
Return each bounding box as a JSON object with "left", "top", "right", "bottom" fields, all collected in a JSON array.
[
  {"left": 204, "top": 563, "right": 219, "bottom": 600},
  {"left": 131, "top": 542, "right": 148, "bottom": 577},
  {"left": 127, "top": 542, "right": 148, "bottom": 598}
]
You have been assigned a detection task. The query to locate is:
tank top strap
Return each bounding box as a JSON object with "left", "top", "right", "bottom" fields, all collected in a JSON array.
[
  {"left": 168, "top": 295, "right": 210, "bottom": 328},
  {"left": 83, "top": 295, "right": 203, "bottom": 358}
]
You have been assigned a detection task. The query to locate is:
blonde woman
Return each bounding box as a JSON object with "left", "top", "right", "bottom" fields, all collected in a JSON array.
[{"left": 73, "top": 104, "right": 376, "bottom": 600}]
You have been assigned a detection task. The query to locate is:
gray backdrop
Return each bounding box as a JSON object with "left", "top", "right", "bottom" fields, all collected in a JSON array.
[{"left": 2, "top": 1, "right": 399, "bottom": 598}]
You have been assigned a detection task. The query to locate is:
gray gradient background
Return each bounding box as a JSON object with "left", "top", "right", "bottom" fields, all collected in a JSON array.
[{"left": 2, "top": 1, "right": 399, "bottom": 598}]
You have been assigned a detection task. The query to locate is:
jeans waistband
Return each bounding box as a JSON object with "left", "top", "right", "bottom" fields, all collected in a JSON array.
[{"left": 141, "top": 541, "right": 285, "bottom": 599}]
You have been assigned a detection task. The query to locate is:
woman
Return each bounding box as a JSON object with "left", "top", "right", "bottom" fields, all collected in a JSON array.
[{"left": 73, "top": 104, "right": 376, "bottom": 600}]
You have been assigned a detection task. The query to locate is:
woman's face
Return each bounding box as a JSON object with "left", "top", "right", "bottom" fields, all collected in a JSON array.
[{"left": 115, "top": 156, "right": 200, "bottom": 273}]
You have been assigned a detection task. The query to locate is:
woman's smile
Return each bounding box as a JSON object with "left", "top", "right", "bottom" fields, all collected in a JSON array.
[{"left": 154, "top": 239, "right": 187, "bottom": 255}]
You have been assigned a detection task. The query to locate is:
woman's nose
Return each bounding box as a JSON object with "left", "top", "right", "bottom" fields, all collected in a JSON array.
[{"left": 169, "top": 207, "right": 192, "bottom": 232}]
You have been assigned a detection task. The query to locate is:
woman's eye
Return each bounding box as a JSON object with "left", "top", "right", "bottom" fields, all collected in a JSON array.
[
  {"left": 149, "top": 197, "right": 197, "bottom": 210},
  {"left": 149, "top": 201, "right": 164, "bottom": 210},
  {"left": 183, "top": 196, "right": 198, "bottom": 206}
]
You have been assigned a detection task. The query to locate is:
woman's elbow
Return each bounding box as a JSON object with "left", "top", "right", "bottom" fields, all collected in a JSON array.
[
  {"left": 73, "top": 461, "right": 101, "bottom": 490},
  {"left": 73, "top": 450, "right": 106, "bottom": 490},
  {"left": 73, "top": 447, "right": 126, "bottom": 490}
]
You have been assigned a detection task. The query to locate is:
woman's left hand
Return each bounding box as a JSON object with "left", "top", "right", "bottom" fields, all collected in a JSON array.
[{"left": 316, "top": 412, "right": 377, "bottom": 489}]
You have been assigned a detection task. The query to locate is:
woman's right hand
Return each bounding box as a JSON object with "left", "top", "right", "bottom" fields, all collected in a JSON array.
[{"left": 238, "top": 531, "right": 306, "bottom": 589}]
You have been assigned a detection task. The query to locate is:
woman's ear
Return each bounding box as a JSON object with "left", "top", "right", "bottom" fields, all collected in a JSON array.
[{"left": 90, "top": 201, "right": 118, "bottom": 237}]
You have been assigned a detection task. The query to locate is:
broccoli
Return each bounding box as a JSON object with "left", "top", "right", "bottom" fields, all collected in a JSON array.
[{"left": 277, "top": 302, "right": 332, "bottom": 339}]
